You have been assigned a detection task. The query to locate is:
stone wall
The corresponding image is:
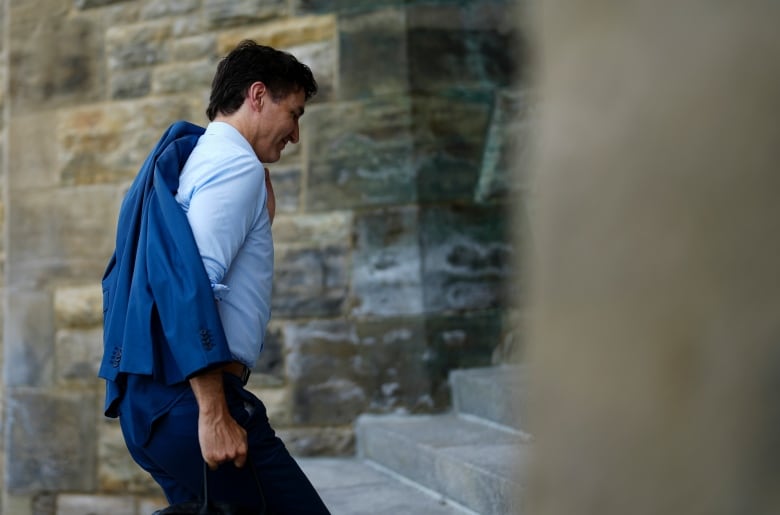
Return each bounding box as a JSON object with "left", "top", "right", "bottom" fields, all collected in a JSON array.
[{"left": 0, "top": 0, "right": 523, "bottom": 512}]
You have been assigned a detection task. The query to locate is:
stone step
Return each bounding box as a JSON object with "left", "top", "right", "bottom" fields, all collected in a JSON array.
[
  {"left": 450, "top": 365, "right": 527, "bottom": 432},
  {"left": 297, "top": 457, "right": 474, "bottom": 514},
  {"left": 356, "top": 413, "right": 528, "bottom": 515}
]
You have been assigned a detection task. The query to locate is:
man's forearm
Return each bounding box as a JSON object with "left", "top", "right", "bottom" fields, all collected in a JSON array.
[
  {"left": 189, "top": 367, "right": 248, "bottom": 469},
  {"left": 190, "top": 368, "right": 229, "bottom": 416}
]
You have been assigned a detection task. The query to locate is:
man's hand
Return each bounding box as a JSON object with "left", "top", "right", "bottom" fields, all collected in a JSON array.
[
  {"left": 190, "top": 369, "right": 248, "bottom": 469},
  {"left": 264, "top": 167, "right": 276, "bottom": 224}
]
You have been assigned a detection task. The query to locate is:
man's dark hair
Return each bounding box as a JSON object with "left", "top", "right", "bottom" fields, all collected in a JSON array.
[{"left": 206, "top": 40, "right": 318, "bottom": 121}]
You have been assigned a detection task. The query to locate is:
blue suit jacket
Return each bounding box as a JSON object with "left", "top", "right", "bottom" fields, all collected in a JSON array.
[{"left": 100, "top": 121, "right": 234, "bottom": 418}]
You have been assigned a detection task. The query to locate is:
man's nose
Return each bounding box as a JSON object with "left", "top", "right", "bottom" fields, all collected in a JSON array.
[{"left": 290, "top": 123, "right": 300, "bottom": 144}]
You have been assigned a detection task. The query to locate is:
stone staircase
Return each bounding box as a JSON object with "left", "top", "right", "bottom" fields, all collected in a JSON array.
[{"left": 299, "top": 365, "right": 529, "bottom": 514}]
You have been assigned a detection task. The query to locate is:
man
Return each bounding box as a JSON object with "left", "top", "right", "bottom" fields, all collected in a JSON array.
[{"left": 99, "top": 41, "right": 330, "bottom": 514}]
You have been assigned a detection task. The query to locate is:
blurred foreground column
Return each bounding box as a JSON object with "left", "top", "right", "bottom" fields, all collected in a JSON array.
[{"left": 524, "top": 2, "right": 780, "bottom": 514}]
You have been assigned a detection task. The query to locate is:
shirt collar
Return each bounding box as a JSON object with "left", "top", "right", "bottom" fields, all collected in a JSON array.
[{"left": 204, "top": 121, "right": 256, "bottom": 157}]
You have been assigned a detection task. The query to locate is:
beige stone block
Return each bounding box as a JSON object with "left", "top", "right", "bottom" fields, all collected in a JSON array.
[
  {"left": 250, "top": 386, "right": 293, "bottom": 427},
  {"left": 57, "top": 97, "right": 208, "bottom": 184},
  {"left": 8, "top": 5, "right": 105, "bottom": 110},
  {"left": 130, "top": 95, "right": 209, "bottom": 133},
  {"left": 6, "top": 390, "right": 97, "bottom": 492},
  {"left": 7, "top": 186, "right": 119, "bottom": 277},
  {"left": 8, "top": 112, "right": 60, "bottom": 190},
  {"left": 2, "top": 494, "right": 34, "bottom": 515},
  {"left": 98, "top": 420, "right": 161, "bottom": 494},
  {"left": 57, "top": 104, "right": 138, "bottom": 185},
  {"left": 55, "top": 328, "right": 103, "bottom": 385},
  {"left": 139, "top": 496, "right": 169, "bottom": 514},
  {"left": 217, "top": 14, "right": 337, "bottom": 54},
  {"left": 170, "top": 34, "right": 218, "bottom": 61},
  {"left": 54, "top": 284, "right": 103, "bottom": 328},
  {"left": 56, "top": 494, "right": 135, "bottom": 515},
  {"left": 152, "top": 60, "right": 215, "bottom": 94},
  {"left": 287, "top": 40, "right": 337, "bottom": 101},
  {"left": 4, "top": 290, "right": 55, "bottom": 387},
  {"left": 272, "top": 212, "right": 352, "bottom": 246}
]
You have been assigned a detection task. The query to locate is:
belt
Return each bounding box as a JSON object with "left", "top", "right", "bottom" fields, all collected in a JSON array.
[{"left": 224, "top": 361, "right": 251, "bottom": 385}]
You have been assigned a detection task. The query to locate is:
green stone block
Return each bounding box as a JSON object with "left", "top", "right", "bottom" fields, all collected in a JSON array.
[
  {"left": 75, "top": 0, "right": 131, "bottom": 8},
  {"left": 412, "top": 95, "right": 492, "bottom": 203},
  {"left": 304, "top": 98, "right": 415, "bottom": 211},
  {"left": 423, "top": 311, "right": 504, "bottom": 403},
  {"left": 284, "top": 316, "right": 446, "bottom": 423},
  {"left": 351, "top": 206, "right": 423, "bottom": 317},
  {"left": 272, "top": 245, "right": 349, "bottom": 318},
  {"left": 476, "top": 88, "right": 530, "bottom": 203},
  {"left": 354, "top": 317, "right": 440, "bottom": 412},
  {"left": 285, "top": 320, "right": 368, "bottom": 425},
  {"left": 338, "top": 8, "right": 408, "bottom": 99},
  {"left": 141, "top": 0, "right": 199, "bottom": 19},
  {"left": 294, "top": 0, "right": 404, "bottom": 16},
  {"left": 419, "top": 204, "right": 513, "bottom": 313},
  {"left": 249, "top": 324, "right": 285, "bottom": 387},
  {"left": 292, "top": 0, "right": 336, "bottom": 14},
  {"left": 307, "top": 97, "right": 413, "bottom": 160},
  {"left": 407, "top": 28, "right": 516, "bottom": 93},
  {"left": 307, "top": 148, "right": 415, "bottom": 211},
  {"left": 415, "top": 153, "right": 481, "bottom": 204},
  {"left": 204, "top": 0, "right": 286, "bottom": 28},
  {"left": 268, "top": 165, "right": 302, "bottom": 213}
]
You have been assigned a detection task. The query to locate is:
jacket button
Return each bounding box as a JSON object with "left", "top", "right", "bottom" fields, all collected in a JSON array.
[
  {"left": 199, "top": 328, "right": 214, "bottom": 350},
  {"left": 110, "top": 346, "right": 122, "bottom": 368}
]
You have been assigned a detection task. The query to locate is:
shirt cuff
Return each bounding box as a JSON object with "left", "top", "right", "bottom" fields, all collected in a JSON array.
[{"left": 211, "top": 283, "right": 230, "bottom": 301}]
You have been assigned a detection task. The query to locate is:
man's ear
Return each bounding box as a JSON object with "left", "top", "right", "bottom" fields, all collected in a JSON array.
[{"left": 248, "top": 81, "right": 267, "bottom": 111}]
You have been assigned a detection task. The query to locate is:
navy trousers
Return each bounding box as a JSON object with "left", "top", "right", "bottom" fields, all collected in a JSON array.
[{"left": 119, "top": 374, "right": 330, "bottom": 514}]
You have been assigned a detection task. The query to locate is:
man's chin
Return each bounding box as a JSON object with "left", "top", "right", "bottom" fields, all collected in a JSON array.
[{"left": 260, "top": 153, "right": 281, "bottom": 164}]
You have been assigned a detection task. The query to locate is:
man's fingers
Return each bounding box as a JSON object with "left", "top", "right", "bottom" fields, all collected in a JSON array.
[{"left": 233, "top": 439, "right": 248, "bottom": 468}]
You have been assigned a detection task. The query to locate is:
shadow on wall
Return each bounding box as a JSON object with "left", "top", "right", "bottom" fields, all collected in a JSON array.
[{"left": 522, "top": 2, "right": 780, "bottom": 514}]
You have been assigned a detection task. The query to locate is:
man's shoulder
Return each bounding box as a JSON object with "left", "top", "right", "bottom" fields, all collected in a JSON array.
[{"left": 181, "top": 140, "right": 263, "bottom": 197}]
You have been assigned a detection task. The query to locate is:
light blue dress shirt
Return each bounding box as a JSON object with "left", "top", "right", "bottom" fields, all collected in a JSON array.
[{"left": 175, "top": 122, "right": 273, "bottom": 367}]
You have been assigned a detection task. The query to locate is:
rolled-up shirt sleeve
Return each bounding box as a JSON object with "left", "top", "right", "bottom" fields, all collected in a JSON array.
[{"left": 178, "top": 152, "right": 266, "bottom": 299}]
